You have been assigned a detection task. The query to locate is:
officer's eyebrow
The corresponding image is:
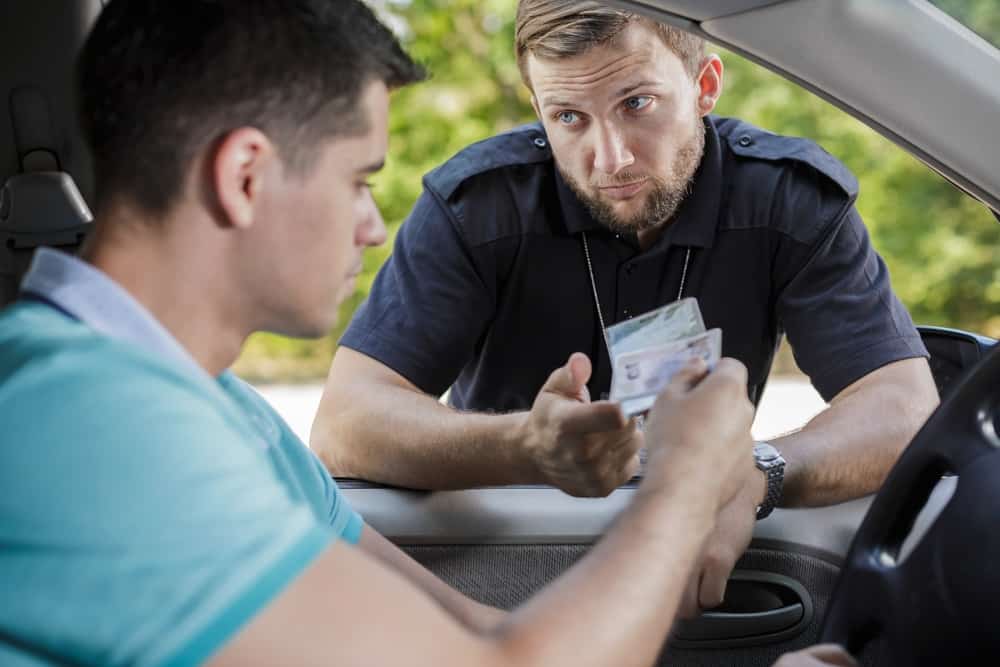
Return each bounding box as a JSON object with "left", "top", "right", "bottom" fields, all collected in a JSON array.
[
  {"left": 614, "top": 81, "right": 660, "bottom": 99},
  {"left": 539, "top": 95, "right": 576, "bottom": 109}
]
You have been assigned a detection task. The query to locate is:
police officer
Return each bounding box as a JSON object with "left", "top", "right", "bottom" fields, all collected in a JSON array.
[{"left": 313, "top": 0, "right": 938, "bottom": 617}]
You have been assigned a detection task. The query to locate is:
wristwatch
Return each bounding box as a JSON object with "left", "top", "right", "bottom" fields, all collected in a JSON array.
[{"left": 753, "top": 441, "right": 785, "bottom": 520}]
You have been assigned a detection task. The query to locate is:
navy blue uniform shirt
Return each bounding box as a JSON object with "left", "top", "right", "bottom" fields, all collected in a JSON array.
[{"left": 342, "top": 116, "right": 927, "bottom": 410}]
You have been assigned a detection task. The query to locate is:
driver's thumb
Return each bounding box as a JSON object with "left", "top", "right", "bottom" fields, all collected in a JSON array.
[{"left": 542, "top": 352, "right": 592, "bottom": 400}]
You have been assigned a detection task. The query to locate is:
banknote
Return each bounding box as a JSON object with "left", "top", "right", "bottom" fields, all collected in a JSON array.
[
  {"left": 605, "top": 297, "right": 705, "bottom": 360},
  {"left": 609, "top": 328, "right": 723, "bottom": 417}
]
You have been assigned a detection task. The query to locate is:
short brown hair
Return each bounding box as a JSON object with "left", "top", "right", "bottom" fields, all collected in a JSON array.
[{"left": 515, "top": 0, "right": 705, "bottom": 87}]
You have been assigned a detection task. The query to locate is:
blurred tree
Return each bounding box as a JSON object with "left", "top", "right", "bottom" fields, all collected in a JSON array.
[{"left": 234, "top": 0, "right": 1000, "bottom": 383}]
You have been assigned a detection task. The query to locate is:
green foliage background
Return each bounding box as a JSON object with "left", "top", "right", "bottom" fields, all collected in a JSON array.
[{"left": 234, "top": 0, "right": 1000, "bottom": 383}]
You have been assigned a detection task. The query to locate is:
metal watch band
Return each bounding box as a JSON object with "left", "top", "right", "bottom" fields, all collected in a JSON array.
[{"left": 753, "top": 441, "right": 785, "bottom": 520}]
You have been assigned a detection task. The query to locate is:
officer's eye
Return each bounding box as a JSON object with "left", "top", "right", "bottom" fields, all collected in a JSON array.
[
  {"left": 556, "top": 111, "right": 580, "bottom": 125},
  {"left": 624, "top": 96, "right": 653, "bottom": 112}
]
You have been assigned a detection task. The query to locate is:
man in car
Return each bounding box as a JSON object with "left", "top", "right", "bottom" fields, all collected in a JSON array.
[
  {"left": 0, "top": 1, "right": 853, "bottom": 665},
  {"left": 313, "top": 0, "right": 939, "bottom": 615}
]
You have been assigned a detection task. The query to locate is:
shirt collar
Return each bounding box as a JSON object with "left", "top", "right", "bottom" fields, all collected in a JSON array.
[
  {"left": 20, "top": 247, "right": 207, "bottom": 379},
  {"left": 557, "top": 115, "right": 722, "bottom": 250}
]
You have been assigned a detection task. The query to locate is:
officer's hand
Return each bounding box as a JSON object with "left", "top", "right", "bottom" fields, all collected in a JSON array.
[
  {"left": 642, "top": 357, "right": 755, "bottom": 516},
  {"left": 521, "top": 353, "right": 641, "bottom": 497},
  {"left": 773, "top": 644, "right": 858, "bottom": 667},
  {"left": 678, "top": 465, "right": 763, "bottom": 618}
]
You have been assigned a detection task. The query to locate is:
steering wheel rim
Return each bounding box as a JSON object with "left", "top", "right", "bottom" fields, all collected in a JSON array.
[{"left": 820, "top": 345, "right": 1000, "bottom": 663}]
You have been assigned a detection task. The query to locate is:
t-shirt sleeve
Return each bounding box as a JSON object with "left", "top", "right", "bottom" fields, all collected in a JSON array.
[
  {"left": 340, "top": 187, "right": 496, "bottom": 396},
  {"left": 776, "top": 205, "right": 927, "bottom": 401},
  {"left": 218, "top": 372, "right": 364, "bottom": 543},
  {"left": 0, "top": 347, "right": 336, "bottom": 667}
]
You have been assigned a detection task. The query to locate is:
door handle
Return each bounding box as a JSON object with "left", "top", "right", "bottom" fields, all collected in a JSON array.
[{"left": 671, "top": 571, "right": 813, "bottom": 648}]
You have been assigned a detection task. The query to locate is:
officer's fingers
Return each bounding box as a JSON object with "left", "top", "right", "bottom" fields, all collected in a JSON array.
[
  {"left": 621, "top": 451, "right": 641, "bottom": 480},
  {"left": 558, "top": 401, "right": 628, "bottom": 435},
  {"left": 540, "top": 352, "right": 593, "bottom": 401}
]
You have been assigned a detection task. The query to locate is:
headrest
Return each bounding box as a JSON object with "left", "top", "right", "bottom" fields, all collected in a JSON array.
[{"left": 0, "top": 1, "right": 102, "bottom": 305}]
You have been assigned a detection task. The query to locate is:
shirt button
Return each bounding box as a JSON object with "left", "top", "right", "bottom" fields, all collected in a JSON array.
[
  {"left": 625, "top": 265, "right": 634, "bottom": 275},
  {"left": 738, "top": 134, "right": 753, "bottom": 147},
  {"left": 623, "top": 309, "right": 631, "bottom": 318},
  {"left": 533, "top": 137, "right": 547, "bottom": 148}
]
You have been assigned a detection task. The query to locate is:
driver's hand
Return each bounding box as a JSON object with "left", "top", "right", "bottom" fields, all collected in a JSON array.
[
  {"left": 643, "top": 357, "right": 755, "bottom": 512},
  {"left": 519, "top": 353, "right": 642, "bottom": 497},
  {"left": 774, "top": 644, "right": 858, "bottom": 666},
  {"left": 678, "top": 465, "right": 764, "bottom": 618}
]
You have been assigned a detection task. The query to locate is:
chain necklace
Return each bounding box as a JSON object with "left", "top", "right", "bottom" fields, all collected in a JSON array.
[{"left": 581, "top": 231, "right": 691, "bottom": 367}]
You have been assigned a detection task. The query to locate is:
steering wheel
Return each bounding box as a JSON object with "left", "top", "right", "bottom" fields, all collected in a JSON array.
[{"left": 820, "top": 344, "right": 1000, "bottom": 663}]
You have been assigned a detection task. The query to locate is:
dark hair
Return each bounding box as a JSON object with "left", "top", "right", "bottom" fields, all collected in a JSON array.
[{"left": 77, "top": 0, "right": 425, "bottom": 215}]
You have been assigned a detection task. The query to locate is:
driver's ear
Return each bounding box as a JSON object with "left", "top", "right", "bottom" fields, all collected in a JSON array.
[
  {"left": 211, "top": 127, "right": 277, "bottom": 230},
  {"left": 695, "top": 54, "right": 724, "bottom": 116}
]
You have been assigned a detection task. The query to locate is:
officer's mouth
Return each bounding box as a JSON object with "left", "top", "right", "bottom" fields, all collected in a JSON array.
[{"left": 597, "top": 178, "right": 649, "bottom": 200}]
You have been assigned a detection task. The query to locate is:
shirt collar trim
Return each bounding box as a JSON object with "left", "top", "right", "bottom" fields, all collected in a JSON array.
[{"left": 20, "top": 247, "right": 207, "bottom": 378}]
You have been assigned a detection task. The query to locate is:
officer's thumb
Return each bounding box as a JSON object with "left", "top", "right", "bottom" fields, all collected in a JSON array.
[{"left": 542, "top": 352, "right": 592, "bottom": 401}]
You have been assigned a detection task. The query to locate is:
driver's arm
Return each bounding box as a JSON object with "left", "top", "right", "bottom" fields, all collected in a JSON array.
[
  {"left": 213, "top": 359, "right": 755, "bottom": 667},
  {"left": 357, "top": 523, "right": 507, "bottom": 633}
]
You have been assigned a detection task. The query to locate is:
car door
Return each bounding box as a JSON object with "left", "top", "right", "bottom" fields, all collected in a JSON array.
[
  {"left": 340, "top": 1, "right": 999, "bottom": 664},
  {"left": 341, "top": 322, "right": 993, "bottom": 666}
]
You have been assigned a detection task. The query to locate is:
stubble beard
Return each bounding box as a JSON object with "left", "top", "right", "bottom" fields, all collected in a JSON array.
[{"left": 559, "top": 113, "right": 706, "bottom": 235}]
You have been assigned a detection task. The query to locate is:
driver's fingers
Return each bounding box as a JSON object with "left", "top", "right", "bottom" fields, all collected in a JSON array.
[
  {"left": 799, "top": 644, "right": 858, "bottom": 666},
  {"left": 678, "top": 570, "right": 703, "bottom": 620},
  {"left": 661, "top": 357, "right": 709, "bottom": 398},
  {"left": 697, "top": 557, "right": 729, "bottom": 610}
]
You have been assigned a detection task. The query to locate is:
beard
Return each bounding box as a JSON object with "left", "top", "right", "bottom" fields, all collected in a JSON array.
[{"left": 558, "top": 112, "right": 706, "bottom": 235}]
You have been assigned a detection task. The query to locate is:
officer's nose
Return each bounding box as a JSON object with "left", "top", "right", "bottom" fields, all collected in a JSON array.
[{"left": 592, "top": 124, "right": 635, "bottom": 176}]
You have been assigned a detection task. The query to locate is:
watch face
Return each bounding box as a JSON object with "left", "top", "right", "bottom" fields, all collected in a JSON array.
[{"left": 754, "top": 442, "right": 781, "bottom": 463}]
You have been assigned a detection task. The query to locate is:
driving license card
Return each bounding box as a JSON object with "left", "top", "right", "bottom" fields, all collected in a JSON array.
[
  {"left": 609, "top": 328, "right": 722, "bottom": 417},
  {"left": 605, "top": 297, "right": 706, "bottom": 360}
]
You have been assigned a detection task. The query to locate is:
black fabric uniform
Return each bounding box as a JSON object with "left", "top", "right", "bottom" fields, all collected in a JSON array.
[{"left": 342, "top": 116, "right": 926, "bottom": 410}]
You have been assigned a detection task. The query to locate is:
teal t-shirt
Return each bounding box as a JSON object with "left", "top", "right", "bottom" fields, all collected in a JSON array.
[{"left": 0, "top": 303, "right": 363, "bottom": 666}]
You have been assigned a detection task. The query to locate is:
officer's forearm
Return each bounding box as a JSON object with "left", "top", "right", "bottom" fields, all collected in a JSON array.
[
  {"left": 772, "top": 357, "right": 938, "bottom": 507},
  {"left": 312, "top": 348, "right": 539, "bottom": 489}
]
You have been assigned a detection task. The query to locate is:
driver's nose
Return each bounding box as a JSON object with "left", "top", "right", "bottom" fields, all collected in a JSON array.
[{"left": 357, "top": 190, "right": 387, "bottom": 248}]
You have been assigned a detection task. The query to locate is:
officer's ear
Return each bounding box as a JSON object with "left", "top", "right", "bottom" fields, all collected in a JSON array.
[{"left": 695, "top": 54, "right": 724, "bottom": 116}]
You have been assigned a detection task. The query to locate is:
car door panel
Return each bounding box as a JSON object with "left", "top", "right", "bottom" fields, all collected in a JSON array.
[{"left": 342, "top": 468, "right": 960, "bottom": 665}]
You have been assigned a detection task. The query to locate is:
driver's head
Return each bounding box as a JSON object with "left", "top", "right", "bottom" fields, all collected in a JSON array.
[
  {"left": 78, "top": 0, "right": 423, "bottom": 219},
  {"left": 516, "top": 1, "right": 723, "bottom": 234},
  {"left": 76, "top": 0, "right": 424, "bottom": 336}
]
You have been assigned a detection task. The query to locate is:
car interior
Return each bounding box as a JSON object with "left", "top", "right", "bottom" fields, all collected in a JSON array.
[{"left": 2, "top": 1, "right": 997, "bottom": 665}]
